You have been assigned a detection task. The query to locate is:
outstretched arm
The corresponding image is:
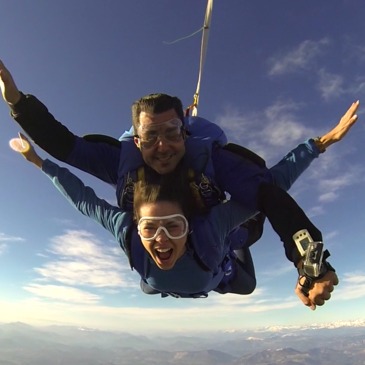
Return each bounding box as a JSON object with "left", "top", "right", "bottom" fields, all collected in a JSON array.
[
  {"left": 11, "top": 134, "right": 132, "bottom": 243},
  {"left": 258, "top": 183, "right": 338, "bottom": 310},
  {"left": 271, "top": 100, "right": 360, "bottom": 191},
  {"left": 0, "top": 60, "right": 120, "bottom": 185},
  {"left": 1, "top": 59, "right": 76, "bottom": 159}
]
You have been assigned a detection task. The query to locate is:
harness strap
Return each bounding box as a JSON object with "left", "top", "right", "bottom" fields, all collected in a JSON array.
[
  {"left": 137, "top": 166, "right": 145, "bottom": 181},
  {"left": 213, "top": 253, "right": 237, "bottom": 292},
  {"left": 187, "top": 168, "right": 203, "bottom": 210},
  {"left": 223, "top": 143, "right": 266, "bottom": 168}
]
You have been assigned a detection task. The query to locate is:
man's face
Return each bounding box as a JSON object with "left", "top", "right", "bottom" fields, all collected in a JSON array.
[{"left": 134, "top": 109, "right": 185, "bottom": 174}]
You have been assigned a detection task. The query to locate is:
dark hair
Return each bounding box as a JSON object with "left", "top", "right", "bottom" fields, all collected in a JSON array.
[
  {"left": 131, "top": 93, "right": 184, "bottom": 133},
  {"left": 133, "top": 169, "right": 194, "bottom": 222}
]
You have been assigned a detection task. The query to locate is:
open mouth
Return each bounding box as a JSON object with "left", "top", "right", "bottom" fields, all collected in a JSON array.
[
  {"left": 155, "top": 247, "right": 173, "bottom": 261},
  {"left": 156, "top": 154, "right": 173, "bottom": 162}
]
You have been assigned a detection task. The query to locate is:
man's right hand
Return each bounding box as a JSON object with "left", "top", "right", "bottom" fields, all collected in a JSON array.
[
  {"left": 295, "top": 270, "right": 339, "bottom": 310},
  {"left": 0, "top": 60, "right": 21, "bottom": 105}
]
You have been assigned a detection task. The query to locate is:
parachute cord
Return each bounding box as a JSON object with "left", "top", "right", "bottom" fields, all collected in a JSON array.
[
  {"left": 185, "top": 93, "right": 199, "bottom": 117},
  {"left": 163, "top": 27, "right": 204, "bottom": 45},
  {"left": 190, "top": 0, "right": 213, "bottom": 117}
]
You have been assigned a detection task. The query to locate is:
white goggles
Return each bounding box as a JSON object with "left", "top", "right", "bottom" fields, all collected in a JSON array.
[
  {"left": 135, "top": 118, "right": 184, "bottom": 149},
  {"left": 137, "top": 214, "right": 189, "bottom": 241}
]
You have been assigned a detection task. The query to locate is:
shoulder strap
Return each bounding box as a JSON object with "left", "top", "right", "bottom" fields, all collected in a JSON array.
[
  {"left": 223, "top": 143, "right": 266, "bottom": 168},
  {"left": 83, "top": 134, "right": 121, "bottom": 148}
]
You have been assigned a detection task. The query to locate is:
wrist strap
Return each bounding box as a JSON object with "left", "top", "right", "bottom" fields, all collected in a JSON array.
[{"left": 297, "top": 252, "right": 335, "bottom": 297}]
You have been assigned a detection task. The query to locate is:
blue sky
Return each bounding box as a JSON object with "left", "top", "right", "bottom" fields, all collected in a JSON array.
[{"left": 0, "top": 0, "right": 364, "bottom": 334}]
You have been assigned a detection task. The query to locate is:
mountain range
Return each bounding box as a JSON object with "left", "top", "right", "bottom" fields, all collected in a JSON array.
[{"left": 0, "top": 320, "right": 364, "bottom": 365}]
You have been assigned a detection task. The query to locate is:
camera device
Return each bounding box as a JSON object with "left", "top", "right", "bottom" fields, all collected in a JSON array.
[
  {"left": 293, "top": 230, "right": 335, "bottom": 296},
  {"left": 293, "top": 229, "right": 324, "bottom": 278}
]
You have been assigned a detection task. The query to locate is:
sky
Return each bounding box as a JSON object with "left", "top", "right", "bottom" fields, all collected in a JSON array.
[{"left": 0, "top": 0, "right": 364, "bottom": 334}]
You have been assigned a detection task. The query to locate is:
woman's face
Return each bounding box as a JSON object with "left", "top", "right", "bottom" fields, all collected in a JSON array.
[{"left": 137, "top": 201, "right": 188, "bottom": 270}]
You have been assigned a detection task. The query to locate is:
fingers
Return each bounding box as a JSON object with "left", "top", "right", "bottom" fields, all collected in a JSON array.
[
  {"left": 314, "top": 297, "right": 325, "bottom": 306},
  {"left": 351, "top": 99, "right": 360, "bottom": 110},
  {"left": 326, "top": 271, "right": 339, "bottom": 286},
  {"left": 0, "top": 60, "right": 9, "bottom": 82},
  {"left": 296, "top": 272, "right": 338, "bottom": 310},
  {"left": 303, "top": 296, "right": 316, "bottom": 311},
  {"left": 295, "top": 282, "right": 316, "bottom": 310},
  {"left": 347, "top": 100, "right": 359, "bottom": 113},
  {"left": 343, "top": 100, "right": 360, "bottom": 122},
  {"left": 341, "top": 100, "right": 359, "bottom": 119},
  {"left": 333, "top": 276, "right": 339, "bottom": 286},
  {"left": 326, "top": 284, "right": 334, "bottom": 293},
  {"left": 307, "top": 276, "right": 337, "bottom": 308},
  {"left": 19, "top": 132, "right": 30, "bottom": 142}
]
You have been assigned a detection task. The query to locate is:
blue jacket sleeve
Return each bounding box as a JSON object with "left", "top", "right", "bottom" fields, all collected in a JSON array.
[
  {"left": 269, "top": 139, "right": 320, "bottom": 191},
  {"left": 41, "top": 159, "right": 133, "bottom": 252}
]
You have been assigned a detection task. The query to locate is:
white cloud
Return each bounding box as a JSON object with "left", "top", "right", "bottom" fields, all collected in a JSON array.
[
  {"left": 324, "top": 230, "right": 339, "bottom": 241},
  {"left": 34, "top": 260, "right": 129, "bottom": 288},
  {"left": 348, "top": 76, "right": 365, "bottom": 96},
  {"left": 214, "top": 99, "right": 363, "bottom": 219},
  {"left": 215, "top": 100, "right": 317, "bottom": 169},
  {"left": 0, "top": 287, "right": 303, "bottom": 333},
  {"left": 0, "top": 232, "right": 25, "bottom": 255},
  {"left": 344, "top": 41, "right": 365, "bottom": 64},
  {"left": 206, "top": 287, "right": 267, "bottom": 307},
  {"left": 260, "top": 263, "right": 293, "bottom": 280},
  {"left": 30, "top": 230, "right": 137, "bottom": 293},
  {"left": 1, "top": 269, "right": 361, "bottom": 333},
  {"left": 268, "top": 38, "right": 330, "bottom": 76},
  {"left": 263, "top": 120, "right": 309, "bottom": 149},
  {"left": 317, "top": 68, "right": 345, "bottom": 101},
  {"left": 293, "top": 152, "right": 364, "bottom": 207},
  {"left": 0, "top": 243, "right": 7, "bottom": 255},
  {"left": 316, "top": 69, "right": 365, "bottom": 102},
  {"left": 215, "top": 107, "right": 255, "bottom": 142},
  {"left": 337, "top": 272, "right": 365, "bottom": 300},
  {"left": 307, "top": 205, "right": 325, "bottom": 218},
  {"left": 0, "top": 232, "right": 25, "bottom": 242},
  {"left": 23, "top": 284, "right": 101, "bottom": 304},
  {"left": 317, "top": 167, "right": 364, "bottom": 200},
  {"left": 48, "top": 229, "right": 114, "bottom": 258},
  {"left": 318, "top": 191, "right": 338, "bottom": 203}
]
